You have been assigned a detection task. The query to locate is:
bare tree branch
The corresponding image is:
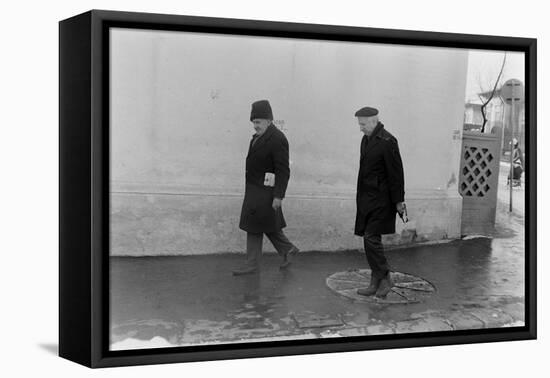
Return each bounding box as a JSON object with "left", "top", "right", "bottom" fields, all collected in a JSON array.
[
  {"left": 479, "top": 52, "right": 507, "bottom": 132},
  {"left": 478, "top": 94, "right": 487, "bottom": 129}
]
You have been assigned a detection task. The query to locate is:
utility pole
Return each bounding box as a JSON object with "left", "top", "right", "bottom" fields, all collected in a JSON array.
[
  {"left": 509, "top": 99, "right": 515, "bottom": 212},
  {"left": 500, "top": 78, "right": 524, "bottom": 213}
]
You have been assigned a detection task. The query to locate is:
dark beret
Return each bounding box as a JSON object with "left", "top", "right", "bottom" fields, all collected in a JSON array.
[{"left": 354, "top": 106, "right": 379, "bottom": 117}]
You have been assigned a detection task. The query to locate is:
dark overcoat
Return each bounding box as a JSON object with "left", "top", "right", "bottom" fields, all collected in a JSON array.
[
  {"left": 239, "top": 124, "right": 290, "bottom": 234},
  {"left": 355, "top": 122, "right": 405, "bottom": 236}
]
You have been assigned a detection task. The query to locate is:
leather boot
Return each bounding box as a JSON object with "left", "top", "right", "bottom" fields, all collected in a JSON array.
[
  {"left": 280, "top": 246, "right": 300, "bottom": 269},
  {"left": 357, "top": 274, "right": 380, "bottom": 296},
  {"left": 375, "top": 271, "right": 394, "bottom": 298}
]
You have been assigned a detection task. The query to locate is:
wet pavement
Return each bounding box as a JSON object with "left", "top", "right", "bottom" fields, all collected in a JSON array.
[
  {"left": 110, "top": 185, "right": 525, "bottom": 350},
  {"left": 326, "top": 269, "right": 437, "bottom": 304},
  {"left": 498, "top": 160, "right": 525, "bottom": 216}
]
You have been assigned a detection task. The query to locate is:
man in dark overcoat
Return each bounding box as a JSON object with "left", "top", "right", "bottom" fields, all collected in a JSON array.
[
  {"left": 233, "top": 100, "right": 299, "bottom": 275},
  {"left": 354, "top": 106, "right": 406, "bottom": 298}
]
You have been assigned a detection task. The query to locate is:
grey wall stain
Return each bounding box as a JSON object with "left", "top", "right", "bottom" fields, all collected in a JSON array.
[{"left": 447, "top": 172, "right": 457, "bottom": 189}]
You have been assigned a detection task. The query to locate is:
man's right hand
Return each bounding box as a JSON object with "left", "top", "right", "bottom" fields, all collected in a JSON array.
[{"left": 396, "top": 202, "right": 406, "bottom": 215}]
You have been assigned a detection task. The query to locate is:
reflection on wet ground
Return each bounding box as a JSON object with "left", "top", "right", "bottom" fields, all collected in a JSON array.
[{"left": 110, "top": 215, "right": 525, "bottom": 350}]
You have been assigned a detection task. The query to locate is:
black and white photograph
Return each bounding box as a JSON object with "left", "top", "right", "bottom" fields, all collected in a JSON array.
[
  {"left": 5, "top": 0, "right": 548, "bottom": 375},
  {"left": 107, "top": 26, "right": 528, "bottom": 351}
]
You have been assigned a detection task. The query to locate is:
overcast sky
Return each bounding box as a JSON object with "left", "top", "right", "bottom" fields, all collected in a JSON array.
[{"left": 465, "top": 50, "right": 525, "bottom": 102}]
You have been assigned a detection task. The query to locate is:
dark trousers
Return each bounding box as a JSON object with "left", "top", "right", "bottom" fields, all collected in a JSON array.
[
  {"left": 363, "top": 233, "right": 389, "bottom": 279},
  {"left": 245, "top": 230, "right": 295, "bottom": 267}
]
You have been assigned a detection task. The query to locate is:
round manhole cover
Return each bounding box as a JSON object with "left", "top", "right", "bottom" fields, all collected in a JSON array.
[{"left": 326, "top": 269, "right": 436, "bottom": 304}]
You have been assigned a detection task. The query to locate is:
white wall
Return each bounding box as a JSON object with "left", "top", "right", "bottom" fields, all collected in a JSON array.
[
  {"left": 111, "top": 30, "right": 468, "bottom": 193},
  {"left": 110, "top": 29, "right": 468, "bottom": 255}
]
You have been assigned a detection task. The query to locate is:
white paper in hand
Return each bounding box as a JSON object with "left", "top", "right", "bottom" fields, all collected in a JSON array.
[{"left": 264, "top": 172, "right": 275, "bottom": 187}]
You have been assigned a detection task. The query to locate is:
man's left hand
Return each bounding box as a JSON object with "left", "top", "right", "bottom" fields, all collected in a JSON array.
[{"left": 272, "top": 197, "right": 282, "bottom": 211}]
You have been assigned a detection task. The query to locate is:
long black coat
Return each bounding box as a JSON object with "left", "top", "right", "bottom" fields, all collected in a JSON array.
[
  {"left": 355, "top": 122, "right": 405, "bottom": 236},
  {"left": 239, "top": 124, "right": 290, "bottom": 234}
]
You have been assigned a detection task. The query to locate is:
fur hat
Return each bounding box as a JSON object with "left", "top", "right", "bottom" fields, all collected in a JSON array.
[{"left": 250, "top": 100, "right": 273, "bottom": 121}]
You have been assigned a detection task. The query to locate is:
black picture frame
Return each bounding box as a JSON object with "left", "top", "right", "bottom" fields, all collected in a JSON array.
[{"left": 59, "top": 9, "right": 537, "bottom": 368}]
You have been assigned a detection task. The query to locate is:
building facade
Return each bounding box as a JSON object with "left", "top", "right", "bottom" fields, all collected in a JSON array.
[{"left": 109, "top": 29, "right": 469, "bottom": 256}]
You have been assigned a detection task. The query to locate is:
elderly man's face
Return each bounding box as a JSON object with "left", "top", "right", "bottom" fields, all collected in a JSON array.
[
  {"left": 357, "top": 116, "right": 378, "bottom": 136},
  {"left": 252, "top": 119, "right": 271, "bottom": 136}
]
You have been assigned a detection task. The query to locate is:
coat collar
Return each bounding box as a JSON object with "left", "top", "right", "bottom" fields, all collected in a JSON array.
[
  {"left": 361, "top": 122, "right": 384, "bottom": 160},
  {"left": 248, "top": 123, "right": 276, "bottom": 156}
]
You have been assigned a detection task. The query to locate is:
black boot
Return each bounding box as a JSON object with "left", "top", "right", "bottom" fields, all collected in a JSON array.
[
  {"left": 375, "top": 271, "right": 394, "bottom": 298},
  {"left": 280, "top": 246, "right": 300, "bottom": 270},
  {"left": 357, "top": 274, "right": 380, "bottom": 296}
]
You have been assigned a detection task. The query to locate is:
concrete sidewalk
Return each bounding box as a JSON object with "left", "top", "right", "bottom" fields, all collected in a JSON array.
[{"left": 110, "top": 199, "right": 525, "bottom": 350}]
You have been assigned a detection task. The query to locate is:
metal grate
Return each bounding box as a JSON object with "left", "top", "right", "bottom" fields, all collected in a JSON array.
[{"left": 460, "top": 146, "right": 494, "bottom": 197}]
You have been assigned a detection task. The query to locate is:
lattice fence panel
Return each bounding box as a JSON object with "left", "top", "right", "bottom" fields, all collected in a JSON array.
[
  {"left": 459, "top": 130, "right": 502, "bottom": 235},
  {"left": 459, "top": 146, "right": 495, "bottom": 197}
]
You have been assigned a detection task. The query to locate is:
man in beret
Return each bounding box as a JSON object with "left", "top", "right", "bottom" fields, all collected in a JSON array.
[
  {"left": 233, "top": 100, "right": 299, "bottom": 275},
  {"left": 354, "top": 107, "right": 405, "bottom": 298}
]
